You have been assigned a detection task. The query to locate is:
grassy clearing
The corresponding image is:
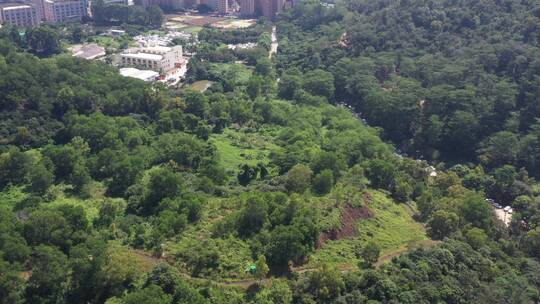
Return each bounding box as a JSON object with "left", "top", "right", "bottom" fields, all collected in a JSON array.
[
  {"left": 92, "top": 36, "right": 120, "bottom": 49},
  {"left": 187, "top": 80, "right": 213, "bottom": 92},
  {"left": 210, "top": 63, "right": 253, "bottom": 85},
  {"left": 357, "top": 190, "right": 427, "bottom": 255},
  {"left": 210, "top": 128, "right": 281, "bottom": 174},
  {"left": 307, "top": 189, "right": 427, "bottom": 268}
]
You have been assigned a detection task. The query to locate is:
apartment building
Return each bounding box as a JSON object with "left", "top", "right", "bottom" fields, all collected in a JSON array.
[
  {"left": 239, "top": 0, "right": 254, "bottom": 16},
  {"left": 43, "top": 0, "right": 87, "bottom": 23},
  {"left": 0, "top": 2, "right": 40, "bottom": 27},
  {"left": 217, "top": 0, "right": 227, "bottom": 14}
]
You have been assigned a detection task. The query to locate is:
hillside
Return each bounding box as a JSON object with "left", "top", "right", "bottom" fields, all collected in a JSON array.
[{"left": 0, "top": 0, "right": 540, "bottom": 303}]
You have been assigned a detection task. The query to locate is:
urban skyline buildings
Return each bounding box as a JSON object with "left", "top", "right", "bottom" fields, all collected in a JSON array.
[{"left": 0, "top": 0, "right": 88, "bottom": 27}]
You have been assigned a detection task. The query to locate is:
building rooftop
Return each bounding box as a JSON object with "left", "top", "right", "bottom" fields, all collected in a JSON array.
[
  {"left": 122, "top": 52, "right": 163, "bottom": 61},
  {"left": 119, "top": 68, "right": 159, "bottom": 81},
  {"left": 0, "top": 3, "right": 32, "bottom": 9},
  {"left": 144, "top": 46, "right": 173, "bottom": 53}
]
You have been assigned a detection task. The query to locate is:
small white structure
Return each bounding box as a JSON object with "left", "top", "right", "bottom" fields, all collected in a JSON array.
[
  {"left": 495, "top": 205, "right": 513, "bottom": 227},
  {"left": 109, "top": 29, "right": 126, "bottom": 36},
  {"left": 425, "top": 165, "right": 437, "bottom": 177},
  {"left": 227, "top": 42, "right": 257, "bottom": 50},
  {"left": 119, "top": 68, "right": 159, "bottom": 82}
]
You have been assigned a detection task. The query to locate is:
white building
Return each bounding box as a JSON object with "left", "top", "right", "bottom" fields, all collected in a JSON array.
[{"left": 120, "top": 45, "right": 184, "bottom": 74}]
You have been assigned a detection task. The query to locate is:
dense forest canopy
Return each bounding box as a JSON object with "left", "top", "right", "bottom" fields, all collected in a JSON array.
[
  {"left": 277, "top": 0, "right": 540, "bottom": 172},
  {"left": 0, "top": 0, "right": 539, "bottom": 303}
]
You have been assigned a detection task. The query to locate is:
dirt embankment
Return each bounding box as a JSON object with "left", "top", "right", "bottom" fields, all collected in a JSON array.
[{"left": 316, "top": 203, "right": 373, "bottom": 248}]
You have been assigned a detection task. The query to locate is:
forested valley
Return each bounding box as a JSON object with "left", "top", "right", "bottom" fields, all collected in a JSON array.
[{"left": 0, "top": 0, "right": 540, "bottom": 303}]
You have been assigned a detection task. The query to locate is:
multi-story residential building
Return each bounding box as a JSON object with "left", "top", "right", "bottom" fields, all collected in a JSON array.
[
  {"left": 141, "top": 0, "right": 182, "bottom": 9},
  {"left": 0, "top": 2, "right": 40, "bottom": 27},
  {"left": 120, "top": 45, "right": 184, "bottom": 74},
  {"left": 217, "top": 0, "right": 227, "bottom": 14},
  {"left": 43, "top": 0, "right": 87, "bottom": 23},
  {"left": 239, "top": 0, "right": 254, "bottom": 16},
  {"left": 251, "top": 0, "right": 284, "bottom": 20}
]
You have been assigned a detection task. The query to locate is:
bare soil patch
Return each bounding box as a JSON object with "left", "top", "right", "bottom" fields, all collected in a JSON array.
[{"left": 316, "top": 204, "right": 373, "bottom": 248}]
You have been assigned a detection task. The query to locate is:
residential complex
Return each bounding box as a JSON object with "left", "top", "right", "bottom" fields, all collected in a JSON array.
[
  {"left": 217, "top": 0, "right": 227, "bottom": 14},
  {"left": 120, "top": 45, "right": 185, "bottom": 74},
  {"left": 0, "top": 0, "right": 88, "bottom": 26},
  {"left": 141, "top": 0, "right": 183, "bottom": 9},
  {"left": 239, "top": 0, "right": 254, "bottom": 16},
  {"left": 43, "top": 0, "right": 87, "bottom": 23},
  {"left": 0, "top": 2, "right": 40, "bottom": 27}
]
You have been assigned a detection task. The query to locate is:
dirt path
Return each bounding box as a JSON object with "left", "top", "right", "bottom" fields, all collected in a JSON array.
[
  {"left": 374, "top": 239, "right": 440, "bottom": 268},
  {"left": 130, "top": 238, "right": 440, "bottom": 289}
]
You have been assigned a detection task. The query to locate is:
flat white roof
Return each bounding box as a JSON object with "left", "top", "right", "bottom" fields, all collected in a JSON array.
[
  {"left": 122, "top": 52, "right": 162, "bottom": 61},
  {"left": 3, "top": 5, "right": 32, "bottom": 9},
  {"left": 120, "top": 68, "right": 159, "bottom": 81},
  {"left": 144, "top": 46, "right": 172, "bottom": 52}
]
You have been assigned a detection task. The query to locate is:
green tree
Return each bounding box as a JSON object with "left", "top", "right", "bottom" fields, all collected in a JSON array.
[
  {"left": 312, "top": 169, "right": 334, "bottom": 195},
  {"left": 302, "top": 69, "right": 335, "bottom": 99},
  {"left": 285, "top": 164, "right": 313, "bottom": 193},
  {"left": 460, "top": 194, "right": 493, "bottom": 231},
  {"left": 359, "top": 241, "right": 380, "bottom": 268},
  {"left": 465, "top": 228, "right": 488, "bottom": 249},
  {"left": 523, "top": 228, "right": 540, "bottom": 259},
  {"left": 255, "top": 255, "right": 270, "bottom": 283},
  {"left": 255, "top": 57, "right": 273, "bottom": 77},
  {"left": 26, "top": 26, "right": 60, "bottom": 56},
  {"left": 278, "top": 68, "right": 303, "bottom": 99},
  {"left": 427, "top": 210, "right": 459, "bottom": 240},
  {"left": 28, "top": 163, "right": 54, "bottom": 195},
  {"left": 122, "top": 285, "right": 172, "bottom": 304},
  {"left": 0, "top": 258, "right": 24, "bottom": 304},
  {"left": 25, "top": 245, "right": 69, "bottom": 304},
  {"left": 237, "top": 196, "right": 268, "bottom": 237}
]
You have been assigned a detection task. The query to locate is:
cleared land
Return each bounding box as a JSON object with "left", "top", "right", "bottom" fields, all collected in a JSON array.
[{"left": 166, "top": 13, "right": 256, "bottom": 31}]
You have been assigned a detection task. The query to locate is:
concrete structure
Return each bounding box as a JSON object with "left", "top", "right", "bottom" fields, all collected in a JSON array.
[
  {"left": 0, "top": 3, "right": 40, "bottom": 27},
  {"left": 120, "top": 67, "right": 159, "bottom": 82},
  {"left": 120, "top": 45, "right": 184, "bottom": 74},
  {"left": 43, "top": 0, "right": 87, "bottom": 23},
  {"left": 70, "top": 43, "right": 106, "bottom": 60},
  {"left": 239, "top": 0, "right": 254, "bottom": 16}
]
